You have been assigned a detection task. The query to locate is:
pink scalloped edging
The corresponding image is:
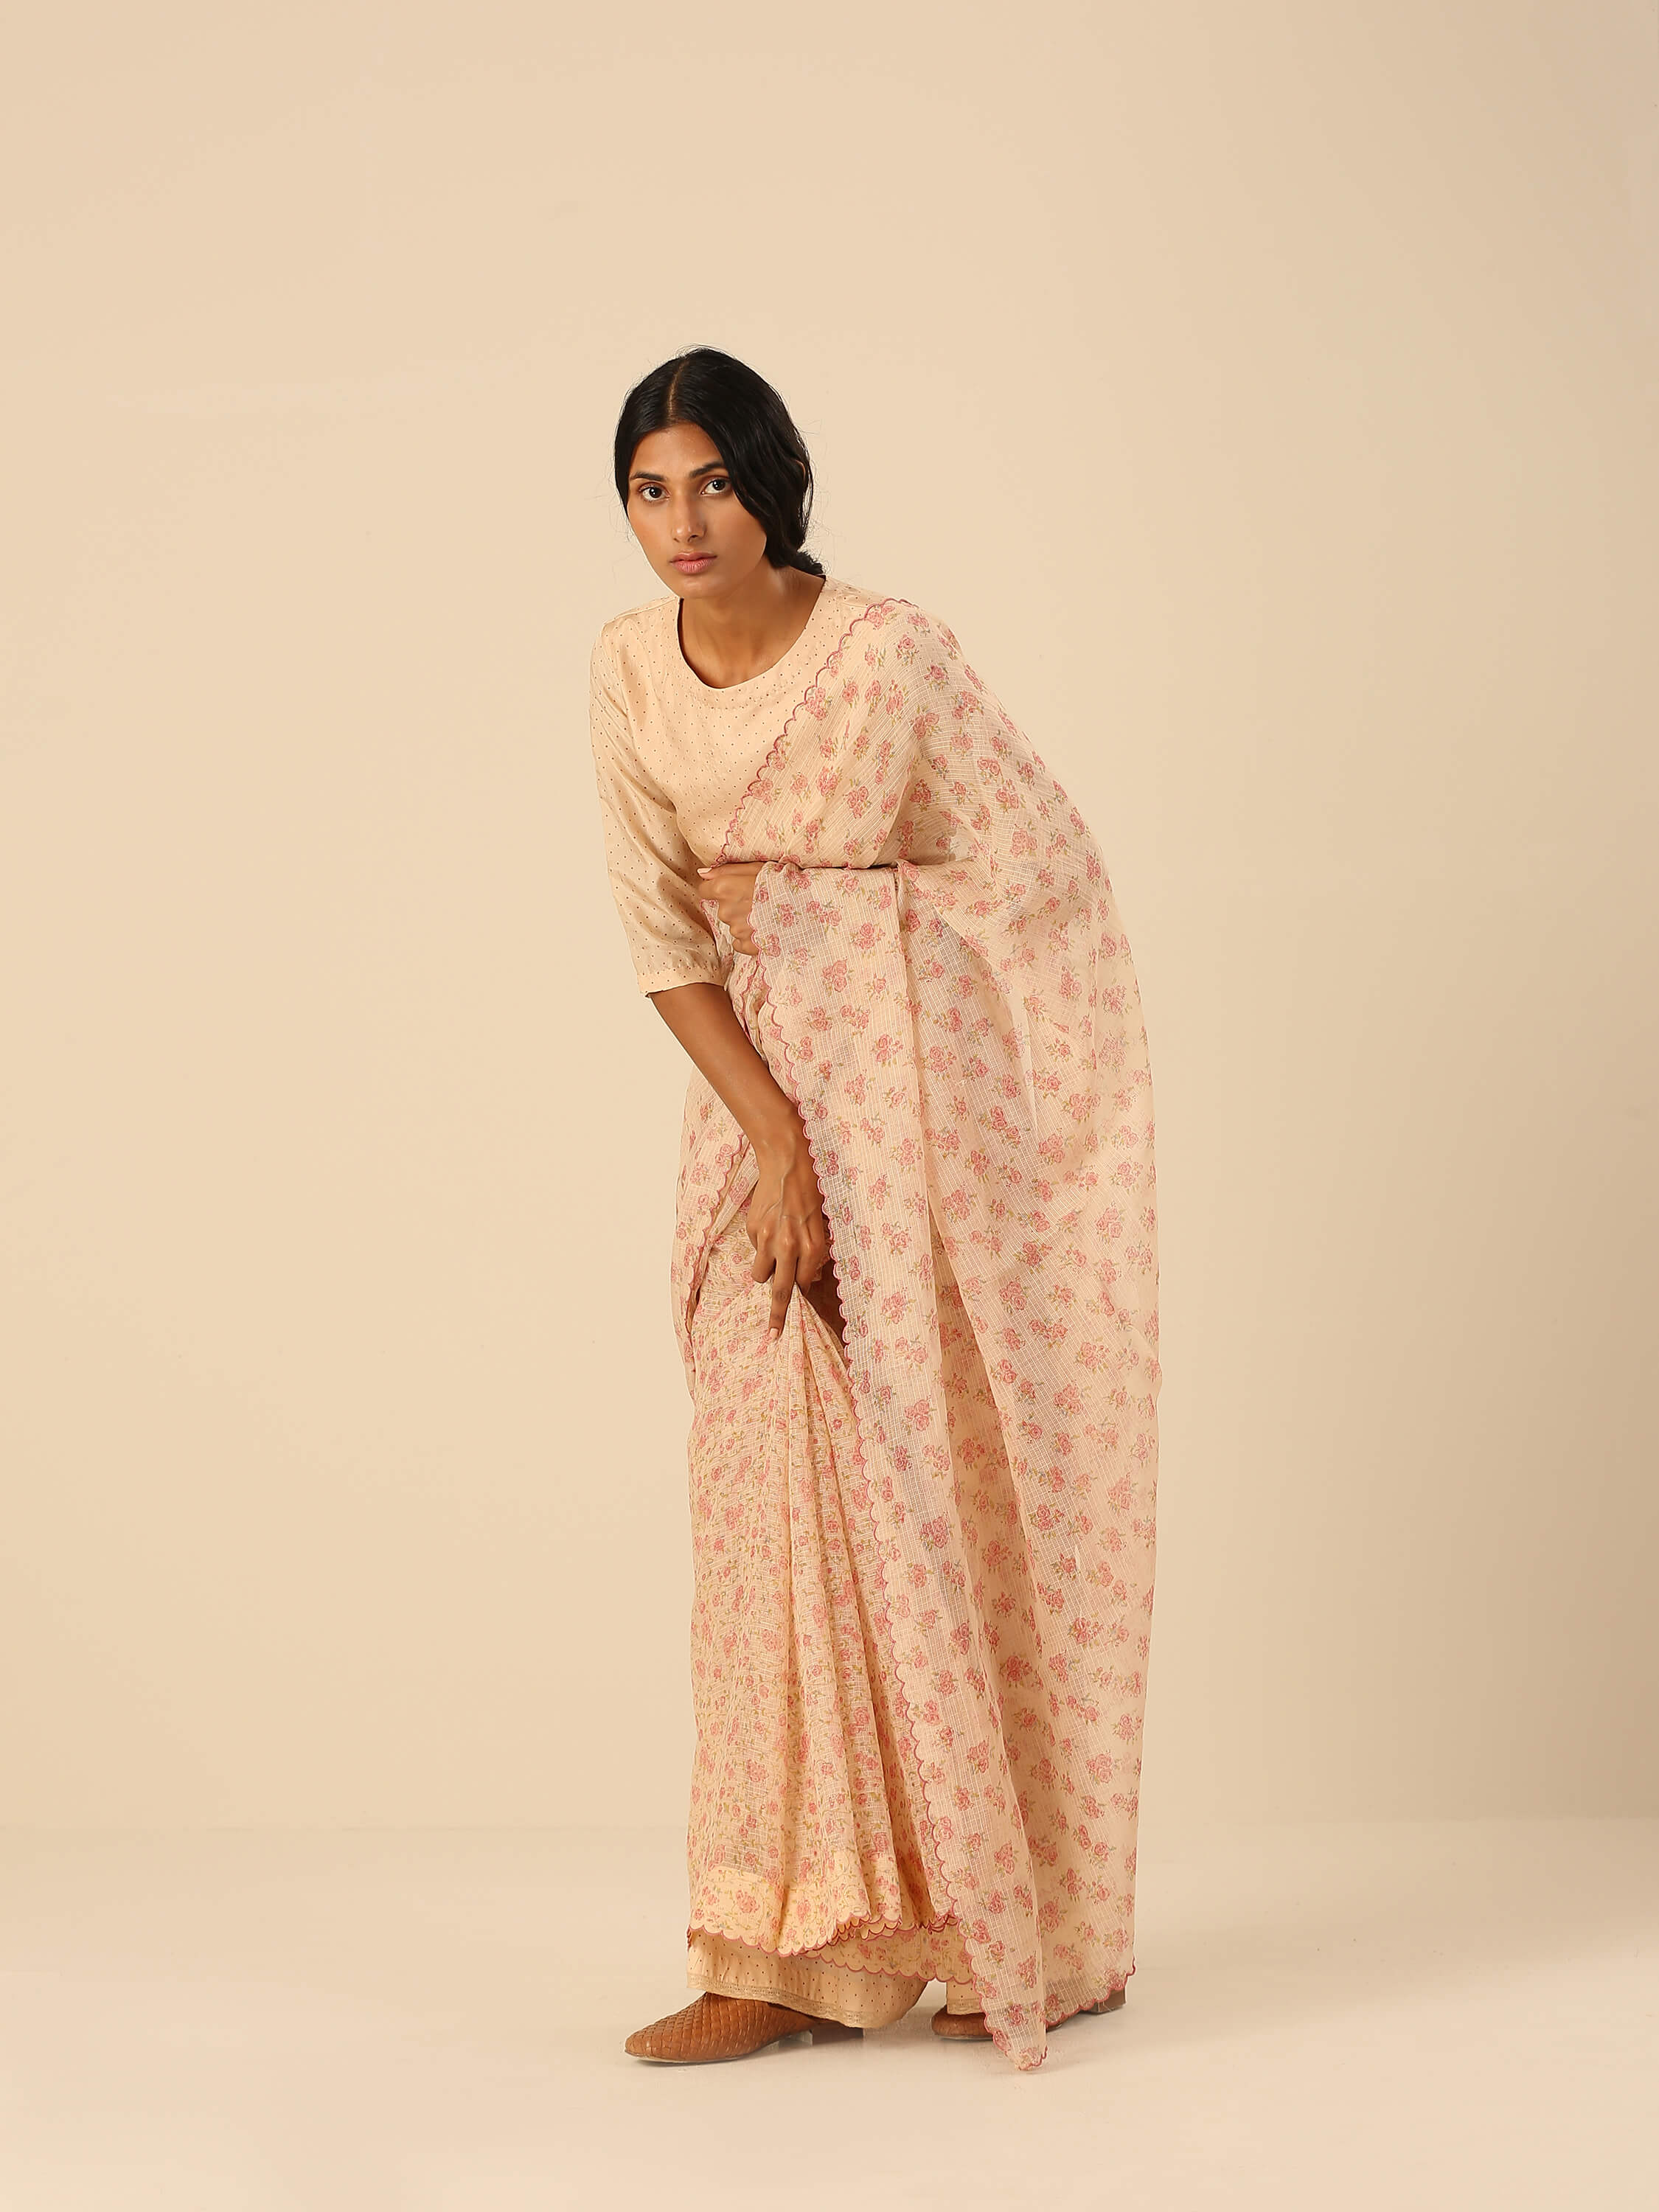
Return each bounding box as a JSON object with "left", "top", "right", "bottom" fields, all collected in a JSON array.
[
  {"left": 686, "top": 1904, "right": 961, "bottom": 1967},
  {"left": 712, "top": 597, "right": 908, "bottom": 867}
]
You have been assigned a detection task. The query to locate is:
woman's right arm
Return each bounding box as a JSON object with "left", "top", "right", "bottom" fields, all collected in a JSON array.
[
  {"left": 588, "top": 638, "right": 838, "bottom": 1345},
  {"left": 648, "top": 981, "right": 835, "bottom": 1346}
]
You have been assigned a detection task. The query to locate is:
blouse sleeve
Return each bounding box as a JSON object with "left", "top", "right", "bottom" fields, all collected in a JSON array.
[{"left": 588, "top": 632, "right": 728, "bottom": 997}]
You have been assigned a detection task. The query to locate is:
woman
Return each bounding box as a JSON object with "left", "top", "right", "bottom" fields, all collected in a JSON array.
[{"left": 588, "top": 348, "right": 1160, "bottom": 2073}]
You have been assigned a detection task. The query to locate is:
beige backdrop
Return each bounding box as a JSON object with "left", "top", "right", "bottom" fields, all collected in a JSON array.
[{"left": 1, "top": 1, "right": 1654, "bottom": 1832}]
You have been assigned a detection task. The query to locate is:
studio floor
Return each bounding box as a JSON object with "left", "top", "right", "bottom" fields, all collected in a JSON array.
[{"left": 0, "top": 1818, "right": 1652, "bottom": 2210}]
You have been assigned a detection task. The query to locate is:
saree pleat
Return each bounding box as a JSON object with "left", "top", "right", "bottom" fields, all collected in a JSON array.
[{"left": 684, "top": 1186, "right": 959, "bottom": 1964}]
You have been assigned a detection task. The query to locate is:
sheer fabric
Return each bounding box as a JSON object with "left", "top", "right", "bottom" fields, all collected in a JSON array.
[{"left": 589, "top": 583, "right": 1160, "bottom": 2069}]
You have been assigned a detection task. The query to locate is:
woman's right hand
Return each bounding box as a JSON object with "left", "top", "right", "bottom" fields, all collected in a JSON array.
[
  {"left": 643, "top": 981, "right": 846, "bottom": 1351},
  {"left": 748, "top": 1127, "right": 838, "bottom": 1348}
]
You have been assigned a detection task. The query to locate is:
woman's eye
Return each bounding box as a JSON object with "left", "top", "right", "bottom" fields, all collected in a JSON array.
[{"left": 703, "top": 476, "right": 728, "bottom": 493}]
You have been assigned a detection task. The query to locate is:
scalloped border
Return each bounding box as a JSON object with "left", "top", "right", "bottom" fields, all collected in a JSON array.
[
  {"left": 687, "top": 1902, "right": 962, "bottom": 1965},
  {"left": 712, "top": 595, "right": 909, "bottom": 866}
]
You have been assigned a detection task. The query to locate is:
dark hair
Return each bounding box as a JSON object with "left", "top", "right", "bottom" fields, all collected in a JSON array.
[{"left": 612, "top": 347, "right": 825, "bottom": 577}]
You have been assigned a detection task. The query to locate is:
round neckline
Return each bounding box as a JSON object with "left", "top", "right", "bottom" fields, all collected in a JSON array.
[{"left": 670, "top": 575, "right": 838, "bottom": 698}]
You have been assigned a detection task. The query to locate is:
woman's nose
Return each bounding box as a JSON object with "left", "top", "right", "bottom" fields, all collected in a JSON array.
[{"left": 672, "top": 501, "right": 703, "bottom": 543}]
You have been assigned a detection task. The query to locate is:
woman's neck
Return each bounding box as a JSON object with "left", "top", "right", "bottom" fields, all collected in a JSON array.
[{"left": 678, "top": 566, "right": 825, "bottom": 689}]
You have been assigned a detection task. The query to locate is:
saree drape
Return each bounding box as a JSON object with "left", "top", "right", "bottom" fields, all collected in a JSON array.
[{"left": 663, "top": 594, "right": 1160, "bottom": 2071}]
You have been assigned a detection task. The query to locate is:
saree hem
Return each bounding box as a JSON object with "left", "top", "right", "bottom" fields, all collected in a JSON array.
[{"left": 687, "top": 1891, "right": 959, "bottom": 1959}]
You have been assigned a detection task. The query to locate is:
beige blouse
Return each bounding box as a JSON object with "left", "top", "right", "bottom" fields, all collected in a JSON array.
[{"left": 588, "top": 574, "right": 879, "bottom": 996}]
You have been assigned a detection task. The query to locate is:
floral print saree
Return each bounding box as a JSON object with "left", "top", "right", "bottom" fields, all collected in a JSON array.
[{"left": 650, "top": 594, "right": 1161, "bottom": 2071}]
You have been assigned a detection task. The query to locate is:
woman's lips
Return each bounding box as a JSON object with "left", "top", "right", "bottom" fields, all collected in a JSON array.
[{"left": 672, "top": 554, "right": 715, "bottom": 571}]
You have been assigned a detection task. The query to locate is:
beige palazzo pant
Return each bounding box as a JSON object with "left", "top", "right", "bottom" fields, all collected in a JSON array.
[{"left": 678, "top": 1193, "right": 998, "bottom": 2031}]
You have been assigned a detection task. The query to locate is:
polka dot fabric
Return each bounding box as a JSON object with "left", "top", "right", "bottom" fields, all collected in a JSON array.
[{"left": 588, "top": 578, "right": 873, "bottom": 994}]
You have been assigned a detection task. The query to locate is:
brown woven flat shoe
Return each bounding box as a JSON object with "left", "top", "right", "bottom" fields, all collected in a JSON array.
[
  {"left": 930, "top": 1986, "right": 1127, "bottom": 2040},
  {"left": 625, "top": 1992, "right": 863, "bottom": 2065}
]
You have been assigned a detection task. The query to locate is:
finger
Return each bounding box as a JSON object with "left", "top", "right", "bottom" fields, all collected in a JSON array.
[{"left": 766, "top": 1252, "right": 797, "bottom": 1341}]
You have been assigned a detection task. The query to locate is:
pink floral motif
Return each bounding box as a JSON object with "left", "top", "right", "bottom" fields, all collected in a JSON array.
[{"left": 668, "top": 599, "right": 1159, "bottom": 2071}]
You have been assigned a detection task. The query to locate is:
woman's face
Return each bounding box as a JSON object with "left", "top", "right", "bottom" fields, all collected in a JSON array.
[{"left": 625, "top": 422, "right": 771, "bottom": 601}]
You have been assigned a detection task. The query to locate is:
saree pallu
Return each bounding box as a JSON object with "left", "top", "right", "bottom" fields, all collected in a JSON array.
[{"left": 670, "top": 597, "right": 1160, "bottom": 2072}]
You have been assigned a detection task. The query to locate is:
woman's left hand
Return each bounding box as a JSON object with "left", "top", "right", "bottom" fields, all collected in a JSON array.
[{"left": 696, "top": 860, "right": 765, "bottom": 957}]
